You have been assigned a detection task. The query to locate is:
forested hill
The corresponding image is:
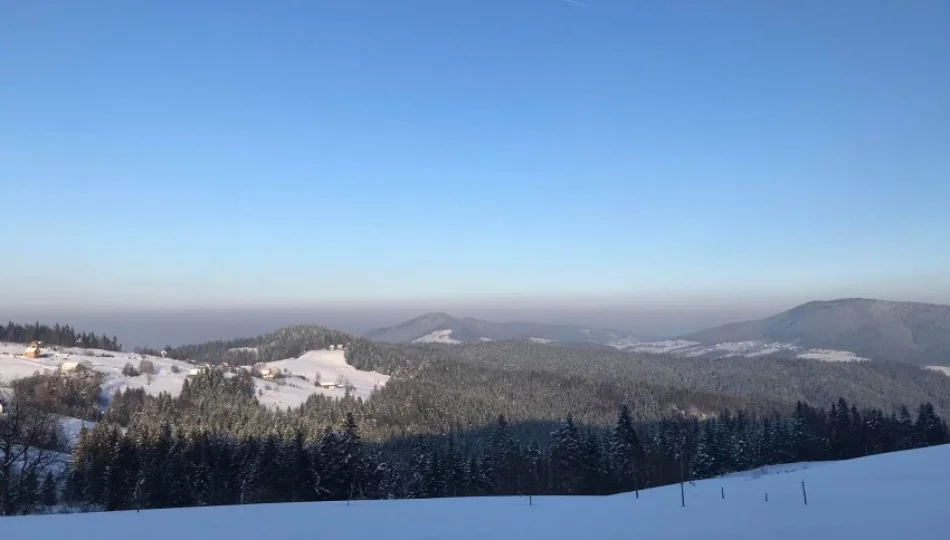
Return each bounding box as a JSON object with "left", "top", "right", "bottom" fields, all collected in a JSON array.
[
  {"left": 428, "top": 340, "right": 950, "bottom": 420},
  {"left": 6, "top": 321, "right": 950, "bottom": 516},
  {"left": 0, "top": 321, "right": 122, "bottom": 351},
  {"left": 161, "top": 325, "right": 950, "bottom": 423},
  {"left": 682, "top": 298, "right": 950, "bottom": 366},
  {"left": 156, "top": 325, "right": 422, "bottom": 376}
]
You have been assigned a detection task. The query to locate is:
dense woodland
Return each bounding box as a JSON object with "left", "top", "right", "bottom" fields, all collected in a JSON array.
[
  {"left": 60, "top": 396, "right": 950, "bottom": 512},
  {"left": 1, "top": 321, "right": 122, "bottom": 352},
  {"left": 3, "top": 323, "right": 950, "bottom": 515}
]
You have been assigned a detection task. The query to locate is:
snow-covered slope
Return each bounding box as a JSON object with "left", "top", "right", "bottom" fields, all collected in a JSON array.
[
  {"left": 0, "top": 343, "right": 389, "bottom": 412},
  {"left": 411, "top": 329, "right": 462, "bottom": 344},
  {"left": 0, "top": 342, "right": 193, "bottom": 398},
  {"left": 614, "top": 338, "right": 872, "bottom": 362},
  {"left": 251, "top": 349, "right": 389, "bottom": 408},
  {"left": 926, "top": 365, "right": 950, "bottom": 377},
  {"left": 5, "top": 443, "right": 949, "bottom": 539}
]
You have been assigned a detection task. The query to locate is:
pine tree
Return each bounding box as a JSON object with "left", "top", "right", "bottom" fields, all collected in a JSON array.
[{"left": 609, "top": 405, "right": 646, "bottom": 493}]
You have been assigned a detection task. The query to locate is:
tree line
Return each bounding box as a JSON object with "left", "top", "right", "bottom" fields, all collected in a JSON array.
[
  {"left": 57, "top": 398, "right": 948, "bottom": 513},
  {"left": 1, "top": 321, "right": 121, "bottom": 352}
]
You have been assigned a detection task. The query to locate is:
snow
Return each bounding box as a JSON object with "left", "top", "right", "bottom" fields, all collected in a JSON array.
[
  {"left": 925, "top": 365, "right": 950, "bottom": 377},
  {"left": 6, "top": 443, "right": 950, "bottom": 539},
  {"left": 796, "top": 349, "right": 870, "bottom": 363},
  {"left": 0, "top": 342, "right": 193, "bottom": 400},
  {"left": 528, "top": 337, "right": 553, "bottom": 344},
  {"left": 247, "top": 350, "right": 389, "bottom": 408},
  {"left": 611, "top": 339, "right": 700, "bottom": 353},
  {"left": 611, "top": 338, "right": 872, "bottom": 363},
  {"left": 411, "top": 329, "right": 461, "bottom": 344},
  {"left": 1, "top": 343, "right": 389, "bottom": 413}
]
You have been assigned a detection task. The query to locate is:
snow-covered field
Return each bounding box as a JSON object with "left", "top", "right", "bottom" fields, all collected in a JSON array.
[
  {"left": 614, "top": 338, "right": 872, "bottom": 363},
  {"left": 0, "top": 342, "right": 193, "bottom": 398},
  {"left": 925, "top": 365, "right": 950, "bottom": 377},
  {"left": 252, "top": 350, "right": 389, "bottom": 406},
  {"left": 5, "top": 442, "right": 949, "bottom": 539},
  {"left": 411, "top": 329, "right": 462, "bottom": 344},
  {"left": 797, "top": 349, "right": 870, "bottom": 362},
  {"left": 0, "top": 343, "right": 390, "bottom": 412}
]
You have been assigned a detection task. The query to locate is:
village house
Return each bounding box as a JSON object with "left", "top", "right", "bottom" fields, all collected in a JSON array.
[
  {"left": 60, "top": 361, "right": 84, "bottom": 373},
  {"left": 188, "top": 366, "right": 208, "bottom": 377},
  {"left": 23, "top": 341, "right": 47, "bottom": 359}
]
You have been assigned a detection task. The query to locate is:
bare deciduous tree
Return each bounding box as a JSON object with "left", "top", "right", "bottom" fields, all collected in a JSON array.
[{"left": 0, "top": 386, "right": 64, "bottom": 515}]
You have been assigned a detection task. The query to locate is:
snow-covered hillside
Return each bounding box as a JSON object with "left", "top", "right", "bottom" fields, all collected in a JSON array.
[
  {"left": 5, "top": 443, "right": 949, "bottom": 539},
  {"left": 411, "top": 329, "right": 461, "bottom": 344},
  {"left": 251, "top": 349, "right": 389, "bottom": 407},
  {"left": 0, "top": 342, "right": 193, "bottom": 398},
  {"left": 0, "top": 343, "right": 389, "bottom": 412},
  {"left": 926, "top": 365, "right": 950, "bottom": 377},
  {"left": 614, "top": 338, "right": 872, "bottom": 362}
]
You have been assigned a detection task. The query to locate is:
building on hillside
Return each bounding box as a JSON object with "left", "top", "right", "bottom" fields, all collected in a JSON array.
[
  {"left": 259, "top": 367, "right": 275, "bottom": 379},
  {"left": 319, "top": 381, "right": 338, "bottom": 389},
  {"left": 60, "top": 360, "right": 91, "bottom": 374},
  {"left": 24, "top": 341, "right": 47, "bottom": 359},
  {"left": 188, "top": 366, "right": 208, "bottom": 377},
  {"left": 328, "top": 344, "right": 336, "bottom": 351},
  {"left": 337, "top": 344, "right": 345, "bottom": 350}
]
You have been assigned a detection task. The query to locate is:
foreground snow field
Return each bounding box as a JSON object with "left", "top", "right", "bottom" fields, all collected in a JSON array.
[{"left": 5, "top": 443, "right": 948, "bottom": 539}]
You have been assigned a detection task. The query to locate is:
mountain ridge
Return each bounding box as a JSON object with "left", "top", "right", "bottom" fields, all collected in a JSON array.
[
  {"left": 364, "top": 312, "right": 642, "bottom": 346},
  {"left": 680, "top": 298, "right": 950, "bottom": 366}
]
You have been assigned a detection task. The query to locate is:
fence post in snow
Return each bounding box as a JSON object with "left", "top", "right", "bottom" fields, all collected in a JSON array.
[
  {"left": 801, "top": 481, "right": 808, "bottom": 505},
  {"left": 680, "top": 458, "right": 686, "bottom": 507},
  {"left": 529, "top": 494, "right": 532, "bottom": 506},
  {"left": 765, "top": 493, "right": 768, "bottom": 503},
  {"left": 721, "top": 487, "right": 724, "bottom": 500}
]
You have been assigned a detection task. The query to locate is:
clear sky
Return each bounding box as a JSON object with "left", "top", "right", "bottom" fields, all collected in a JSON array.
[{"left": 2, "top": 0, "right": 949, "bottom": 314}]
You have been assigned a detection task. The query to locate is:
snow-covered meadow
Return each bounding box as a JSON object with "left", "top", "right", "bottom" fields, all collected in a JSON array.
[
  {"left": 614, "top": 338, "right": 874, "bottom": 362},
  {"left": 0, "top": 342, "right": 390, "bottom": 415},
  {"left": 4, "top": 441, "right": 948, "bottom": 539}
]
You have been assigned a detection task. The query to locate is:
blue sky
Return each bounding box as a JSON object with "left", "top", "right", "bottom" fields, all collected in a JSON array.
[{"left": 2, "top": 0, "right": 949, "bottom": 312}]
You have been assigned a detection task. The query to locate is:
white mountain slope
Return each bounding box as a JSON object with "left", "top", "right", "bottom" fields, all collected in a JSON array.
[
  {"left": 6, "top": 443, "right": 949, "bottom": 539},
  {"left": 614, "top": 338, "right": 872, "bottom": 362},
  {"left": 411, "top": 329, "right": 462, "bottom": 344},
  {"left": 0, "top": 343, "right": 388, "bottom": 412},
  {"left": 0, "top": 342, "right": 194, "bottom": 397},
  {"left": 252, "top": 349, "right": 389, "bottom": 407}
]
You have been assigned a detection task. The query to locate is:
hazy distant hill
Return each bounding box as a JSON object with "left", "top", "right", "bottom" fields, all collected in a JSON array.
[
  {"left": 364, "top": 312, "right": 641, "bottom": 347},
  {"left": 681, "top": 298, "right": 950, "bottom": 366}
]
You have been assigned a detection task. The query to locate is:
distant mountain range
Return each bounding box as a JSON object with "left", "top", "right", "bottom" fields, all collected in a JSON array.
[
  {"left": 363, "top": 312, "right": 642, "bottom": 348},
  {"left": 677, "top": 298, "right": 950, "bottom": 366},
  {"left": 366, "top": 299, "right": 950, "bottom": 367}
]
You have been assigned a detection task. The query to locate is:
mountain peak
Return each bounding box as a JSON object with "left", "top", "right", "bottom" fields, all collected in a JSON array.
[
  {"left": 365, "top": 313, "right": 641, "bottom": 347},
  {"left": 683, "top": 298, "right": 950, "bottom": 365}
]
